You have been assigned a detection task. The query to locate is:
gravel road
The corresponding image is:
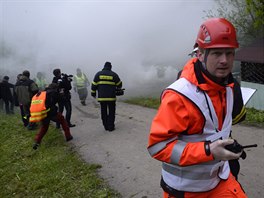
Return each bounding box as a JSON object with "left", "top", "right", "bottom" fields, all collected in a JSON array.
[{"left": 69, "top": 97, "right": 264, "bottom": 198}]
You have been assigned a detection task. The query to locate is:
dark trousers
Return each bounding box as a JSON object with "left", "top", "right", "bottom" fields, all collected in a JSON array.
[
  {"left": 19, "top": 105, "right": 28, "bottom": 127},
  {"left": 100, "top": 101, "right": 116, "bottom": 130},
  {"left": 34, "top": 112, "right": 72, "bottom": 144},
  {"left": 3, "top": 98, "right": 14, "bottom": 114},
  {"left": 77, "top": 87, "right": 88, "bottom": 103},
  {"left": 21, "top": 103, "right": 36, "bottom": 128},
  {"left": 0, "top": 99, "right": 3, "bottom": 111},
  {"left": 57, "top": 98, "right": 72, "bottom": 126}
]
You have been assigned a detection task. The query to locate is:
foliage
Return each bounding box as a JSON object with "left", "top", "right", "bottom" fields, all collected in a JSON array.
[
  {"left": 246, "top": 0, "right": 264, "bottom": 30},
  {"left": 204, "top": 0, "right": 264, "bottom": 46},
  {"left": 0, "top": 113, "right": 120, "bottom": 198},
  {"left": 124, "top": 97, "right": 264, "bottom": 128}
]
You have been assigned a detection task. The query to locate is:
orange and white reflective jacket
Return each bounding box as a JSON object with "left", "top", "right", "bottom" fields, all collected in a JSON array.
[
  {"left": 30, "top": 91, "right": 50, "bottom": 122},
  {"left": 147, "top": 58, "right": 236, "bottom": 192}
]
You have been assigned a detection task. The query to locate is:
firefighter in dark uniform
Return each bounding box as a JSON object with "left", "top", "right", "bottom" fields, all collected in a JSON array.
[{"left": 91, "top": 62, "right": 123, "bottom": 131}]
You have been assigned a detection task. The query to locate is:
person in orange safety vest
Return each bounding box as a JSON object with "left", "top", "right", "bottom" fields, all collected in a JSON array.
[
  {"left": 147, "top": 18, "right": 248, "bottom": 198},
  {"left": 31, "top": 83, "right": 73, "bottom": 150},
  {"left": 30, "top": 91, "right": 50, "bottom": 122}
]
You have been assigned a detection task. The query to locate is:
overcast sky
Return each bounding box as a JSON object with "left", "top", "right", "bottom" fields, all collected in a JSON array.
[{"left": 0, "top": 0, "right": 216, "bottom": 96}]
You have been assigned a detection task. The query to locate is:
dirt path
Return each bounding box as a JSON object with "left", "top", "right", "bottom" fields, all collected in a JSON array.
[{"left": 69, "top": 97, "right": 264, "bottom": 198}]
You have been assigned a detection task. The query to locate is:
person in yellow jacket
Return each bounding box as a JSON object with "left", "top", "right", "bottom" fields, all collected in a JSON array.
[
  {"left": 147, "top": 18, "right": 247, "bottom": 198},
  {"left": 34, "top": 72, "right": 47, "bottom": 91},
  {"left": 30, "top": 83, "right": 73, "bottom": 150},
  {"left": 73, "top": 68, "right": 90, "bottom": 106}
]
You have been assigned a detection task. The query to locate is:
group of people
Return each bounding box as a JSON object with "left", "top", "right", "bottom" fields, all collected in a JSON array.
[
  {"left": 0, "top": 71, "right": 47, "bottom": 117},
  {"left": 0, "top": 69, "right": 75, "bottom": 149},
  {"left": 1, "top": 16, "right": 250, "bottom": 197},
  {"left": 1, "top": 62, "right": 123, "bottom": 149}
]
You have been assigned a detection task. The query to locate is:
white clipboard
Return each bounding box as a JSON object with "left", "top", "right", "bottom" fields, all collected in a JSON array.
[{"left": 241, "top": 87, "right": 257, "bottom": 105}]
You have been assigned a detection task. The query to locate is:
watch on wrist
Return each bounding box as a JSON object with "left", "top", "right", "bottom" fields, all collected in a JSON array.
[{"left": 204, "top": 141, "right": 211, "bottom": 156}]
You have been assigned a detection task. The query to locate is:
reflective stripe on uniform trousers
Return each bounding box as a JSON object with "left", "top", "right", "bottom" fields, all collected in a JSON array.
[{"left": 97, "top": 98, "right": 116, "bottom": 101}]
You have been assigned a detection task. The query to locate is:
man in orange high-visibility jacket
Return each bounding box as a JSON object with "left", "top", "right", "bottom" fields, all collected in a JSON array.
[
  {"left": 147, "top": 18, "right": 247, "bottom": 198},
  {"left": 31, "top": 83, "right": 73, "bottom": 150}
]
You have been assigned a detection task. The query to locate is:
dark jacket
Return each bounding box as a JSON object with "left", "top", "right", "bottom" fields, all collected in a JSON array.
[
  {"left": 91, "top": 64, "right": 122, "bottom": 101},
  {"left": 0, "top": 81, "right": 14, "bottom": 101},
  {"left": 232, "top": 79, "right": 246, "bottom": 124},
  {"left": 52, "top": 75, "right": 72, "bottom": 100},
  {"left": 45, "top": 86, "right": 60, "bottom": 117},
  {"left": 15, "top": 75, "right": 39, "bottom": 105}
]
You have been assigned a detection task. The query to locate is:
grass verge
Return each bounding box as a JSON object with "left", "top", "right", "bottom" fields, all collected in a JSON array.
[
  {"left": 124, "top": 97, "right": 161, "bottom": 109},
  {"left": 124, "top": 97, "right": 264, "bottom": 128},
  {"left": 0, "top": 112, "right": 120, "bottom": 198}
]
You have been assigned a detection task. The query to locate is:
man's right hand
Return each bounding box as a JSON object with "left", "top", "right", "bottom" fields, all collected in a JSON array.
[{"left": 210, "top": 139, "right": 242, "bottom": 161}]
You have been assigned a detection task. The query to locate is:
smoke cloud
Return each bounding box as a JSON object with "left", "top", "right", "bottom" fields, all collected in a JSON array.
[{"left": 0, "top": 0, "right": 215, "bottom": 97}]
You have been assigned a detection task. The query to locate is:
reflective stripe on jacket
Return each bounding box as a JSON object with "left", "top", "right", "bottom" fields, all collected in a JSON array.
[
  {"left": 91, "top": 68, "right": 122, "bottom": 102},
  {"left": 147, "top": 58, "right": 238, "bottom": 192},
  {"left": 30, "top": 92, "right": 50, "bottom": 122},
  {"left": 158, "top": 78, "right": 233, "bottom": 192}
]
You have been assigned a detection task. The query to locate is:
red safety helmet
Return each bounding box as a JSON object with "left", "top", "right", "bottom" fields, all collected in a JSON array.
[{"left": 196, "top": 18, "right": 239, "bottom": 49}]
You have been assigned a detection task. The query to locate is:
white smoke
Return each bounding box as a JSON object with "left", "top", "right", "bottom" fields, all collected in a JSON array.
[{"left": 0, "top": 1, "right": 216, "bottom": 96}]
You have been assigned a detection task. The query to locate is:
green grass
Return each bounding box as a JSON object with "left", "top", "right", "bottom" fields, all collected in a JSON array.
[
  {"left": 1, "top": 98, "right": 263, "bottom": 197},
  {"left": 242, "top": 107, "right": 264, "bottom": 127},
  {"left": 0, "top": 113, "right": 120, "bottom": 198},
  {"left": 124, "top": 97, "right": 161, "bottom": 109},
  {"left": 124, "top": 97, "right": 264, "bottom": 128}
]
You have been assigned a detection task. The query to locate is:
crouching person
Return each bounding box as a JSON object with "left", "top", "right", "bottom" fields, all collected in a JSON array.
[{"left": 30, "top": 83, "right": 73, "bottom": 150}]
